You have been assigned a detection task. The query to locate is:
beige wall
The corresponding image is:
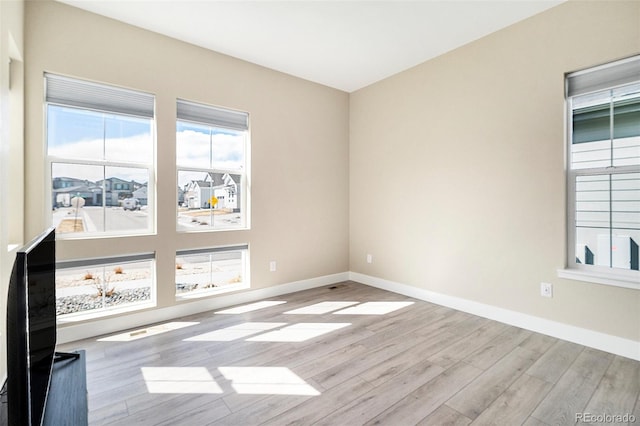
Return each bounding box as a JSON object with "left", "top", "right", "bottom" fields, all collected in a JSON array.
[
  {"left": 350, "top": 0, "right": 640, "bottom": 342},
  {"left": 24, "top": 0, "right": 349, "bottom": 328},
  {"left": 0, "top": 0, "right": 24, "bottom": 385}
]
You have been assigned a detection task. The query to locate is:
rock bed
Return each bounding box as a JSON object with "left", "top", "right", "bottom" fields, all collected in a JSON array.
[{"left": 56, "top": 287, "right": 151, "bottom": 316}]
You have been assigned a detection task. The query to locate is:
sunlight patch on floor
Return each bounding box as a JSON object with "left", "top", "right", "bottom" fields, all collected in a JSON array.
[
  {"left": 141, "top": 367, "right": 222, "bottom": 394},
  {"left": 98, "top": 322, "right": 199, "bottom": 342},
  {"left": 219, "top": 366, "right": 320, "bottom": 396},
  {"left": 215, "top": 301, "right": 286, "bottom": 314},
  {"left": 246, "top": 322, "right": 350, "bottom": 342},
  {"left": 184, "top": 322, "right": 287, "bottom": 342},
  {"left": 284, "top": 301, "right": 359, "bottom": 315},
  {"left": 332, "top": 301, "right": 414, "bottom": 315}
]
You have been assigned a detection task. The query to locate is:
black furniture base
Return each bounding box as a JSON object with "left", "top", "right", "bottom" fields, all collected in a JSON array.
[
  {"left": 44, "top": 349, "right": 88, "bottom": 426},
  {"left": 1, "top": 350, "right": 87, "bottom": 425}
]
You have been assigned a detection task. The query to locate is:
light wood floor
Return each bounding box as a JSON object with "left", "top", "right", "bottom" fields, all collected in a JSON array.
[{"left": 59, "top": 281, "right": 640, "bottom": 426}]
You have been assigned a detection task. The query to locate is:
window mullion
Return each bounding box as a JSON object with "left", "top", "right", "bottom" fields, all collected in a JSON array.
[
  {"left": 608, "top": 174, "right": 613, "bottom": 268},
  {"left": 209, "top": 127, "right": 213, "bottom": 169},
  {"left": 609, "top": 93, "right": 614, "bottom": 168},
  {"left": 608, "top": 99, "right": 613, "bottom": 269}
]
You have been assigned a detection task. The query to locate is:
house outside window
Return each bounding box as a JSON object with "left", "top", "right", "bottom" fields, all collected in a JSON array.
[
  {"left": 176, "top": 99, "right": 249, "bottom": 231},
  {"left": 45, "top": 73, "right": 155, "bottom": 237},
  {"left": 562, "top": 56, "right": 640, "bottom": 288}
]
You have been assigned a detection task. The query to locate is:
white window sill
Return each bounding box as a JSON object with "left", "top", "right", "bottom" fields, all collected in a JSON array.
[
  {"left": 557, "top": 268, "right": 640, "bottom": 290},
  {"left": 58, "top": 301, "right": 156, "bottom": 323}
]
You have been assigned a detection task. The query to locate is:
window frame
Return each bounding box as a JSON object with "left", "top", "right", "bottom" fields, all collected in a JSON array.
[
  {"left": 44, "top": 74, "right": 156, "bottom": 239},
  {"left": 56, "top": 253, "right": 157, "bottom": 322},
  {"left": 562, "top": 56, "right": 640, "bottom": 289},
  {"left": 175, "top": 244, "right": 250, "bottom": 300},
  {"left": 176, "top": 99, "right": 250, "bottom": 232}
]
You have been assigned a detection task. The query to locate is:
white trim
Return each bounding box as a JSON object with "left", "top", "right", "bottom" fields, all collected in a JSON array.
[
  {"left": 349, "top": 272, "right": 640, "bottom": 361},
  {"left": 56, "top": 272, "right": 349, "bottom": 344},
  {"left": 557, "top": 268, "right": 640, "bottom": 290}
]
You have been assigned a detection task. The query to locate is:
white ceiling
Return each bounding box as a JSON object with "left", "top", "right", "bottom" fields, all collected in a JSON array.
[{"left": 56, "top": 0, "right": 565, "bottom": 92}]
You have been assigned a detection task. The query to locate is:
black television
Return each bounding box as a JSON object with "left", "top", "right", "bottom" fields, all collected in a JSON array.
[{"left": 6, "top": 227, "right": 57, "bottom": 426}]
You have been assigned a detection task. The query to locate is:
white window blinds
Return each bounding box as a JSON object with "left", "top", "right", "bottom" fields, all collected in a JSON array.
[
  {"left": 177, "top": 99, "right": 249, "bottom": 131},
  {"left": 45, "top": 73, "right": 155, "bottom": 118},
  {"left": 567, "top": 55, "right": 640, "bottom": 97}
]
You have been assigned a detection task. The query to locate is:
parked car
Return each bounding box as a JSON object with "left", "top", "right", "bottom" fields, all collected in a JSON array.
[{"left": 122, "top": 197, "right": 141, "bottom": 211}]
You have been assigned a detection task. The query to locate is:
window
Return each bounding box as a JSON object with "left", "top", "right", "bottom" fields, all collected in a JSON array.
[
  {"left": 176, "top": 245, "right": 249, "bottom": 299},
  {"left": 56, "top": 254, "right": 155, "bottom": 319},
  {"left": 46, "top": 74, "right": 155, "bottom": 237},
  {"left": 176, "top": 99, "right": 249, "bottom": 231},
  {"left": 564, "top": 56, "right": 640, "bottom": 287}
]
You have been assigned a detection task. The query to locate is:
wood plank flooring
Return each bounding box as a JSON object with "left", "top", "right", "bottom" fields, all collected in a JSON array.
[{"left": 58, "top": 281, "right": 640, "bottom": 426}]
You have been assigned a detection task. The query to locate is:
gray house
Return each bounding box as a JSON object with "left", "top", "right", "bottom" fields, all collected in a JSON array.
[
  {"left": 52, "top": 177, "right": 101, "bottom": 207},
  {"left": 183, "top": 172, "right": 240, "bottom": 211},
  {"left": 95, "top": 177, "right": 140, "bottom": 206}
]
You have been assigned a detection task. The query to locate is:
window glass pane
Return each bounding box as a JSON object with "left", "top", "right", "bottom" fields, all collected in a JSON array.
[
  {"left": 177, "top": 170, "right": 242, "bottom": 230},
  {"left": 105, "top": 114, "right": 153, "bottom": 163},
  {"left": 572, "top": 84, "right": 640, "bottom": 170},
  {"left": 52, "top": 163, "right": 151, "bottom": 235},
  {"left": 47, "top": 105, "right": 104, "bottom": 160},
  {"left": 575, "top": 174, "right": 640, "bottom": 270},
  {"left": 612, "top": 92, "right": 640, "bottom": 168},
  {"left": 212, "top": 128, "right": 245, "bottom": 171},
  {"left": 178, "top": 170, "right": 214, "bottom": 227},
  {"left": 176, "top": 121, "right": 211, "bottom": 169},
  {"left": 52, "top": 163, "right": 104, "bottom": 233},
  {"left": 176, "top": 250, "right": 246, "bottom": 298},
  {"left": 611, "top": 174, "right": 640, "bottom": 270},
  {"left": 575, "top": 175, "right": 610, "bottom": 268},
  {"left": 576, "top": 174, "right": 609, "bottom": 229},
  {"left": 57, "top": 260, "right": 153, "bottom": 317},
  {"left": 103, "top": 166, "right": 151, "bottom": 233},
  {"left": 572, "top": 90, "right": 611, "bottom": 143},
  {"left": 571, "top": 90, "right": 611, "bottom": 170}
]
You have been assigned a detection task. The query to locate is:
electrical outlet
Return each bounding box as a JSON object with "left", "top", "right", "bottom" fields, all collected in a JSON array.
[
  {"left": 269, "top": 261, "right": 277, "bottom": 272},
  {"left": 366, "top": 254, "right": 373, "bottom": 264},
  {"left": 540, "top": 282, "right": 553, "bottom": 298}
]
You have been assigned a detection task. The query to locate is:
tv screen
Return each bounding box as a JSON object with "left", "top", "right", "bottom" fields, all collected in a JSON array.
[{"left": 6, "top": 227, "right": 56, "bottom": 426}]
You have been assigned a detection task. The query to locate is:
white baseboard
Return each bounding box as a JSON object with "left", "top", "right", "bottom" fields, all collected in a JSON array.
[
  {"left": 350, "top": 272, "right": 640, "bottom": 361},
  {"left": 57, "top": 272, "right": 349, "bottom": 344},
  {"left": 57, "top": 270, "right": 639, "bottom": 362}
]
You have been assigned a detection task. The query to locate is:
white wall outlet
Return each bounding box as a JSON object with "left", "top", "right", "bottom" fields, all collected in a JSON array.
[
  {"left": 540, "top": 282, "right": 553, "bottom": 298},
  {"left": 269, "top": 261, "right": 277, "bottom": 272},
  {"left": 366, "top": 254, "right": 373, "bottom": 264}
]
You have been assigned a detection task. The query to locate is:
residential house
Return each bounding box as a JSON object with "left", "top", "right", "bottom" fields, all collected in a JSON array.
[
  {"left": 52, "top": 177, "right": 101, "bottom": 207},
  {"left": 132, "top": 185, "right": 148, "bottom": 206},
  {"left": 183, "top": 172, "right": 240, "bottom": 210},
  {"left": 94, "top": 177, "right": 139, "bottom": 206}
]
